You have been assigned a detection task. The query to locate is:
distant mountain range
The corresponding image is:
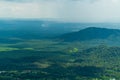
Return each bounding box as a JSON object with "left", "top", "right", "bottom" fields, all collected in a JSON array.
[
  {"left": 0, "top": 20, "right": 82, "bottom": 39},
  {"left": 58, "top": 27, "right": 120, "bottom": 42},
  {"left": 0, "top": 20, "right": 120, "bottom": 41}
]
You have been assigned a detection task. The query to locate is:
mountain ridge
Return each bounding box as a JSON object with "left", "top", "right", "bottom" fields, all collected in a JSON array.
[{"left": 58, "top": 27, "right": 120, "bottom": 42}]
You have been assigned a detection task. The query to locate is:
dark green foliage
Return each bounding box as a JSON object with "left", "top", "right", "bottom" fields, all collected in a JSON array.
[{"left": 0, "top": 43, "right": 119, "bottom": 80}]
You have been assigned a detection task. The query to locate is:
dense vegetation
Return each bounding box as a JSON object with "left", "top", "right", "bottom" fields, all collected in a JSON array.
[{"left": 0, "top": 39, "right": 118, "bottom": 80}]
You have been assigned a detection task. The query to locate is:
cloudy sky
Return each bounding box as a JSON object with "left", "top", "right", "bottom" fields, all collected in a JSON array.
[{"left": 1, "top": 0, "right": 120, "bottom": 22}]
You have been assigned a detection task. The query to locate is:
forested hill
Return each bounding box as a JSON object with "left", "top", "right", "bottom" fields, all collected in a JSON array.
[{"left": 58, "top": 27, "right": 120, "bottom": 42}]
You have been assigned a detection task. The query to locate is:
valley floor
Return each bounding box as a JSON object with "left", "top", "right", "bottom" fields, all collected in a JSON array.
[{"left": 0, "top": 39, "right": 119, "bottom": 80}]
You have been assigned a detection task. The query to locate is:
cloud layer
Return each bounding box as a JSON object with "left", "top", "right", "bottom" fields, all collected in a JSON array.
[{"left": 0, "top": 0, "right": 120, "bottom": 22}]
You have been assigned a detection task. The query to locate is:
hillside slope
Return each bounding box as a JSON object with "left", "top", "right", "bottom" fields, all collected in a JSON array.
[{"left": 58, "top": 27, "right": 120, "bottom": 41}]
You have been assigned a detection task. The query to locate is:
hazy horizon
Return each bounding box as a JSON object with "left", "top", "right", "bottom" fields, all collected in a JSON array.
[{"left": 0, "top": 0, "right": 120, "bottom": 23}]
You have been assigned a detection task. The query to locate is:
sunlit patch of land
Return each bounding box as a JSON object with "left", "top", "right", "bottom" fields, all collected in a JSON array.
[{"left": 0, "top": 47, "right": 19, "bottom": 52}]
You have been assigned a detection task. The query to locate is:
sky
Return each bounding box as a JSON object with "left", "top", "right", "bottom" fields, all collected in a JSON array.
[{"left": 1, "top": 0, "right": 120, "bottom": 22}]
